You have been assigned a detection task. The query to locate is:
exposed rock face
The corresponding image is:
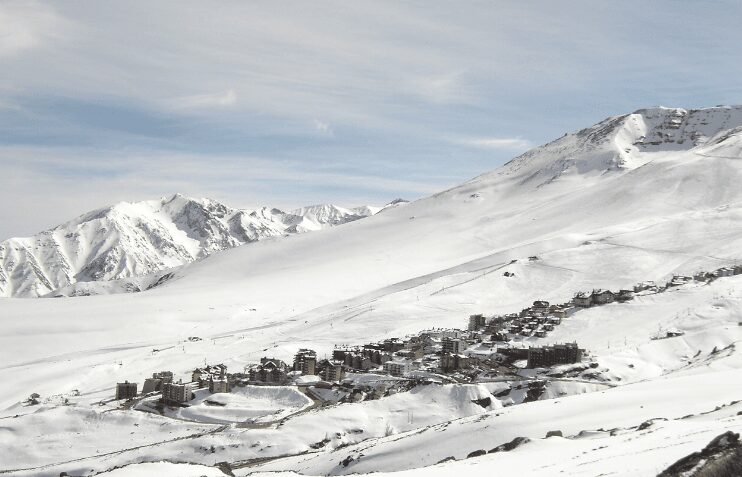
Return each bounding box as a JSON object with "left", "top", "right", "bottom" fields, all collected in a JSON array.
[
  {"left": 499, "top": 105, "right": 742, "bottom": 187},
  {"left": 489, "top": 436, "right": 531, "bottom": 453},
  {"left": 658, "top": 431, "right": 741, "bottom": 477}
]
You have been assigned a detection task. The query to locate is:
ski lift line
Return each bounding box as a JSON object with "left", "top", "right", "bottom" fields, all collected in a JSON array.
[{"left": 430, "top": 265, "right": 508, "bottom": 296}]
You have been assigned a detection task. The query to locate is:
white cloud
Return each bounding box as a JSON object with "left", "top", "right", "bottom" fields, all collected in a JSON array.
[
  {"left": 170, "top": 89, "right": 237, "bottom": 110},
  {"left": 313, "top": 119, "right": 333, "bottom": 135},
  {"left": 413, "top": 71, "right": 473, "bottom": 105},
  {"left": 0, "top": 2, "right": 67, "bottom": 57},
  {"left": 456, "top": 137, "right": 532, "bottom": 150}
]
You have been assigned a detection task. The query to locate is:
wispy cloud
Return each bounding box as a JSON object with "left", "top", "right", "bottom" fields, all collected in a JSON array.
[
  {"left": 455, "top": 137, "right": 532, "bottom": 150},
  {"left": 0, "top": 145, "right": 447, "bottom": 239},
  {"left": 313, "top": 119, "right": 333, "bottom": 135},
  {"left": 170, "top": 89, "right": 237, "bottom": 110},
  {"left": 0, "top": 2, "right": 67, "bottom": 57}
]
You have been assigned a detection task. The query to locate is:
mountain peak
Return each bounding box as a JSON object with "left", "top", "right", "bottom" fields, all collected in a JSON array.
[{"left": 498, "top": 105, "right": 742, "bottom": 188}]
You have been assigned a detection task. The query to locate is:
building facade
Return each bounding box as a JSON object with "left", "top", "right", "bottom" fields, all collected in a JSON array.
[
  {"left": 115, "top": 381, "right": 137, "bottom": 400},
  {"left": 248, "top": 358, "right": 288, "bottom": 384},
  {"left": 209, "top": 378, "right": 230, "bottom": 393},
  {"left": 383, "top": 360, "right": 413, "bottom": 377},
  {"left": 527, "top": 343, "right": 583, "bottom": 368},
  {"left": 442, "top": 337, "right": 465, "bottom": 354},
  {"left": 161, "top": 382, "right": 196, "bottom": 404},
  {"left": 293, "top": 349, "right": 317, "bottom": 375},
  {"left": 572, "top": 292, "right": 593, "bottom": 307},
  {"left": 318, "top": 359, "right": 345, "bottom": 382},
  {"left": 468, "top": 314, "right": 487, "bottom": 331}
]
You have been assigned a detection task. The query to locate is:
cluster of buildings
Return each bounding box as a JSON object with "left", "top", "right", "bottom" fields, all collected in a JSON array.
[
  {"left": 471, "top": 300, "right": 570, "bottom": 341},
  {"left": 572, "top": 264, "right": 742, "bottom": 310},
  {"left": 115, "top": 365, "right": 230, "bottom": 405},
  {"left": 245, "top": 330, "right": 484, "bottom": 383},
  {"left": 142, "top": 371, "right": 173, "bottom": 394},
  {"left": 683, "top": 265, "right": 742, "bottom": 284},
  {"left": 245, "top": 349, "right": 348, "bottom": 385},
  {"left": 192, "top": 364, "right": 230, "bottom": 393},
  {"left": 572, "top": 289, "right": 633, "bottom": 308},
  {"left": 114, "top": 295, "right": 595, "bottom": 405}
]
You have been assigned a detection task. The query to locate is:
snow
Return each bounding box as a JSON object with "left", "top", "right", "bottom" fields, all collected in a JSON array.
[
  {"left": 2, "top": 105, "right": 742, "bottom": 476},
  {"left": 252, "top": 350, "right": 742, "bottom": 475},
  {"left": 151, "top": 385, "right": 313, "bottom": 424},
  {"left": 246, "top": 406, "right": 742, "bottom": 476},
  {"left": 0, "top": 195, "right": 384, "bottom": 297},
  {"left": 96, "top": 462, "right": 227, "bottom": 476}
]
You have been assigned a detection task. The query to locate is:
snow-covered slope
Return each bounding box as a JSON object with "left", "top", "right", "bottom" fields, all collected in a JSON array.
[
  {"left": 500, "top": 105, "right": 742, "bottom": 186},
  {"left": 289, "top": 204, "right": 371, "bottom": 232},
  {"left": 135, "top": 105, "right": 742, "bottom": 309},
  {"left": 2, "top": 105, "right": 742, "bottom": 476},
  {"left": 0, "top": 195, "right": 383, "bottom": 297}
]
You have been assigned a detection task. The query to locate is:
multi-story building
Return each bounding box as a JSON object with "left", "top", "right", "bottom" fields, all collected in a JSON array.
[
  {"left": 442, "top": 337, "right": 465, "bottom": 355},
  {"left": 161, "top": 382, "right": 196, "bottom": 404},
  {"left": 383, "top": 359, "right": 413, "bottom": 377},
  {"left": 468, "top": 314, "right": 487, "bottom": 331},
  {"left": 572, "top": 292, "right": 593, "bottom": 307},
  {"left": 591, "top": 289, "right": 615, "bottom": 305},
  {"left": 115, "top": 381, "right": 138, "bottom": 400},
  {"left": 527, "top": 343, "right": 583, "bottom": 368},
  {"left": 343, "top": 352, "right": 374, "bottom": 370},
  {"left": 248, "top": 358, "right": 288, "bottom": 384},
  {"left": 332, "top": 347, "right": 358, "bottom": 361},
  {"left": 293, "top": 349, "right": 317, "bottom": 375},
  {"left": 439, "top": 353, "right": 470, "bottom": 373},
  {"left": 381, "top": 338, "right": 405, "bottom": 352},
  {"left": 362, "top": 349, "right": 392, "bottom": 365},
  {"left": 209, "top": 378, "right": 230, "bottom": 393},
  {"left": 192, "top": 364, "right": 227, "bottom": 387},
  {"left": 142, "top": 378, "right": 161, "bottom": 394},
  {"left": 141, "top": 371, "right": 174, "bottom": 394},
  {"left": 317, "top": 359, "right": 345, "bottom": 382}
]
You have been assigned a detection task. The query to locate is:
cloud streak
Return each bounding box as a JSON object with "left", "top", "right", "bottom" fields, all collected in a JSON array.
[
  {"left": 171, "top": 89, "right": 237, "bottom": 110},
  {"left": 456, "top": 137, "right": 532, "bottom": 150},
  {"left": 0, "top": 145, "right": 446, "bottom": 239},
  {"left": 0, "top": 2, "right": 67, "bottom": 57}
]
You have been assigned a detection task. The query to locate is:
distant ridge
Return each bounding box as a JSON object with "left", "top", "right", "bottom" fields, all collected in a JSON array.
[{"left": 0, "top": 195, "right": 391, "bottom": 297}]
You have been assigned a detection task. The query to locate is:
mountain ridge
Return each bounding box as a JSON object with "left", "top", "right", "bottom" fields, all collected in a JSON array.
[{"left": 0, "top": 194, "right": 394, "bottom": 298}]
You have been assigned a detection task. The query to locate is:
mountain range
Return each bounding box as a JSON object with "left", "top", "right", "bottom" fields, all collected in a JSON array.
[{"left": 0, "top": 196, "right": 407, "bottom": 297}]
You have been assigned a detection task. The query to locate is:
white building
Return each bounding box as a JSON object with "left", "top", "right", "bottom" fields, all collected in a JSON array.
[
  {"left": 383, "top": 360, "right": 413, "bottom": 377},
  {"left": 442, "top": 337, "right": 465, "bottom": 354},
  {"left": 162, "top": 382, "right": 196, "bottom": 404}
]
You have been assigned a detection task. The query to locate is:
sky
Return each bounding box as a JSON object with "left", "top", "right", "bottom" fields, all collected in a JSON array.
[{"left": 1, "top": 0, "right": 742, "bottom": 240}]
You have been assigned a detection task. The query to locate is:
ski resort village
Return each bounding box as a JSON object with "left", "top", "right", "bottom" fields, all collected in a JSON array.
[{"left": 92, "top": 263, "right": 740, "bottom": 438}]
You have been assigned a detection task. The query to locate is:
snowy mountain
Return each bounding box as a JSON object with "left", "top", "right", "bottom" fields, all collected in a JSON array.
[
  {"left": 495, "top": 105, "right": 742, "bottom": 186},
  {"left": 0, "top": 194, "right": 385, "bottom": 297},
  {"left": 3, "top": 105, "right": 742, "bottom": 477},
  {"left": 289, "top": 204, "right": 372, "bottom": 232}
]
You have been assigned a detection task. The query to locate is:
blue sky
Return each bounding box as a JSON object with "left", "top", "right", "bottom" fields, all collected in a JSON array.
[{"left": 1, "top": 0, "right": 742, "bottom": 239}]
